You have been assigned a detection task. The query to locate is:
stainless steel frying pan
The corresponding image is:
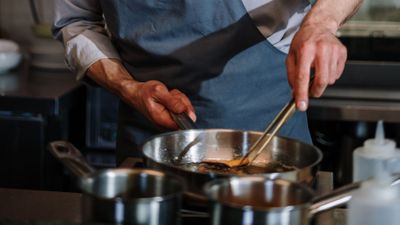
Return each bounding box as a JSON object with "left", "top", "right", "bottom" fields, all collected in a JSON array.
[{"left": 142, "top": 129, "right": 322, "bottom": 204}]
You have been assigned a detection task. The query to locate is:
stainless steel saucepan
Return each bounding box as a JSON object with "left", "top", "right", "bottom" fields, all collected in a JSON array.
[
  {"left": 48, "top": 141, "right": 184, "bottom": 225},
  {"left": 142, "top": 129, "right": 322, "bottom": 204},
  {"left": 204, "top": 176, "right": 400, "bottom": 225}
]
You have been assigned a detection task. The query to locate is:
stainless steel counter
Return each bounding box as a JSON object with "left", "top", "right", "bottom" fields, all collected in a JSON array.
[
  {"left": 309, "top": 60, "right": 400, "bottom": 123},
  {"left": 0, "top": 188, "right": 81, "bottom": 223},
  {"left": 0, "top": 63, "right": 82, "bottom": 115},
  {"left": 309, "top": 94, "right": 400, "bottom": 123}
]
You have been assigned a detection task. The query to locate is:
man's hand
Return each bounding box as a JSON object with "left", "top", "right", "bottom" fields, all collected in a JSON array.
[
  {"left": 286, "top": 24, "right": 347, "bottom": 111},
  {"left": 87, "top": 58, "right": 196, "bottom": 130},
  {"left": 119, "top": 80, "right": 196, "bottom": 130},
  {"left": 286, "top": 0, "right": 362, "bottom": 111}
]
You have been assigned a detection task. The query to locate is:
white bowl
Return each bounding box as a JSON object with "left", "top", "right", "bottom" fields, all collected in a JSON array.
[{"left": 0, "top": 39, "right": 22, "bottom": 74}]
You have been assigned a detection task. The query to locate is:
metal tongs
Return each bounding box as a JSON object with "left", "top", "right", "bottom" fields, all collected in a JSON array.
[
  {"left": 237, "top": 98, "right": 297, "bottom": 167},
  {"left": 237, "top": 74, "right": 315, "bottom": 167}
]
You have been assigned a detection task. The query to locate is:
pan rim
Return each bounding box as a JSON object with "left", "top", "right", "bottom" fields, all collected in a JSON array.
[
  {"left": 79, "top": 168, "right": 185, "bottom": 202},
  {"left": 142, "top": 128, "right": 323, "bottom": 175},
  {"left": 203, "top": 176, "right": 316, "bottom": 211}
]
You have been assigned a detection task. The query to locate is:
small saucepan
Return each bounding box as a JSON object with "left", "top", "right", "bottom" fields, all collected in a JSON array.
[
  {"left": 48, "top": 141, "right": 184, "bottom": 225},
  {"left": 204, "top": 176, "right": 400, "bottom": 225}
]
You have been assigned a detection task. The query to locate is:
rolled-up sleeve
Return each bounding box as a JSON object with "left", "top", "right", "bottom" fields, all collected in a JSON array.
[{"left": 53, "top": 0, "right": 120, "bottom": 80}]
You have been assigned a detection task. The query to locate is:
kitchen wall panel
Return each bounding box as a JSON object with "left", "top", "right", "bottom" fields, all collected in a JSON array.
[{"left": 0, "top": 0, "right": 54, "bottom": 47}]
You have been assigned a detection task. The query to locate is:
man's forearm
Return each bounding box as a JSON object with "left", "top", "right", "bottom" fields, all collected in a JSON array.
[
  {"left": 302, "top": 0, "right": 363, "bottom": 32},
  {"left": 87, "top": 58, "right": 140, "bottom": 97}
]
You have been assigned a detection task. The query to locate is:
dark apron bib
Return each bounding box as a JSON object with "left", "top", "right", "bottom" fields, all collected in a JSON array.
[{"left": 100, "top": 0, "right": 311, "bottom": 164}]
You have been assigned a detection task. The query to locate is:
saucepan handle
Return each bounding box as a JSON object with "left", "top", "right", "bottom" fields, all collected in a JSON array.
[
  {"left": 309, "top": 174, "right": 400, "bottom": 216},
  {"left": 309, "top": 181, "right": 360, "bottom": 215},
  {"left": 48, "top": 141, "right": 96, "bottom": 178}
]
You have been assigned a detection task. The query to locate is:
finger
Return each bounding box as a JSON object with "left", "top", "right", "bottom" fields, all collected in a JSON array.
[
  {"left": 170, "top": 89, "right": 197, "bottom": 122},
  {"left": 329, "top": 47, "right": 338, "bottom": 85},
  {"left": 336, "top": 45, "right": 347, "bottom": 81},
  {"left": 329, "top": 56, "right": 339, "bottom": 85},
  {"left": 294, "top": 44, "right": 315, "bottom": 111},
  {"left": 147, "top": 102, "right": 179, "bottom": 130},
  {"left": 170, "top": 89, "right": 193, "bottom": 112},
  {"left": 141, "top": 91, "right": 178, "bottom": 130},
  {"left": 286, "top": 53, "right": 296, "bottom": 89},
  {"left": 153, "top": 85, "right": 186, "bottom": 114},
  {"left": 147, "top": 83, "right": 184, "bottom": 129},
  {"left": 312, "top": 45, "right": 331, "bottom": 97}
]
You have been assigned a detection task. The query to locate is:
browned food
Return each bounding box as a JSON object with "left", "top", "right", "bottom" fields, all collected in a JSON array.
[
  {"left": 201, "top": 158, "right": 249, "bottom": 168},
  {"left": 193, "top": 160, "right": 296, "bottom": 175}
]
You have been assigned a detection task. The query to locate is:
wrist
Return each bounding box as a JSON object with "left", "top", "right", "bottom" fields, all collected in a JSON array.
[
  {"left": 118, "top": 78, "right": 142, "bottom": 100},
  {"left": 301, "top": 13, "right": 340, "bottom": 34},
  {"left": 301, "top": 0, "right": 360, "bottom": 35}
]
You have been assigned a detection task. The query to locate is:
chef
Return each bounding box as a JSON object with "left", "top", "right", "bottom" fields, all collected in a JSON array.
[{"left": 53, "top": 0, "right": 362, "bottom": 164}]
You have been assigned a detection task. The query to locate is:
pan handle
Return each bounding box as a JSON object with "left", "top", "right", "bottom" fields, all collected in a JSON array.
[
  {"left": 170, "top": 112, "right": 196, "bottom": 130},
  {"left": 309, "top": 181, "right": 360, "bottom": 216},
  {"left": 48, "top": 141, "right": 96, "bottom": 178},
  {"left": 309, "top": 174, "right": 400, "bottom": 216}
]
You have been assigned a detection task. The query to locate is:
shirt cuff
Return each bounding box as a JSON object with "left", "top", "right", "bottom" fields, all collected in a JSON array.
[{"left": 64, "top": 30, "right": 120, "bottom": 80}]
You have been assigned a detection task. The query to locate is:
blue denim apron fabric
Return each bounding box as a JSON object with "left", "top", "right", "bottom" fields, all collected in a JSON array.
[{"left": 100, "top": 0, "right": 312, "bottom": 163}]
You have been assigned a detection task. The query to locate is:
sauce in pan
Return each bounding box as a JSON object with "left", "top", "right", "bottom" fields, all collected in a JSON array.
[{"left": 178, "top": 161, "right": 297, "bottom": 175}]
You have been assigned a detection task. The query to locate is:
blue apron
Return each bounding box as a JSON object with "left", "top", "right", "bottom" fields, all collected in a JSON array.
[{"left": 100, "top": 0, "right": 312, "bottom": 164}]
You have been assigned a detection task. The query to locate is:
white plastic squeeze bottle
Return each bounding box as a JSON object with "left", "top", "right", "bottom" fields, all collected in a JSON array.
[
  {"left": 353, "top": 120, "right": 400, "bottom": 182},
  {"left": 348, "top": 169, "right": 400, "bottom": 225}
]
